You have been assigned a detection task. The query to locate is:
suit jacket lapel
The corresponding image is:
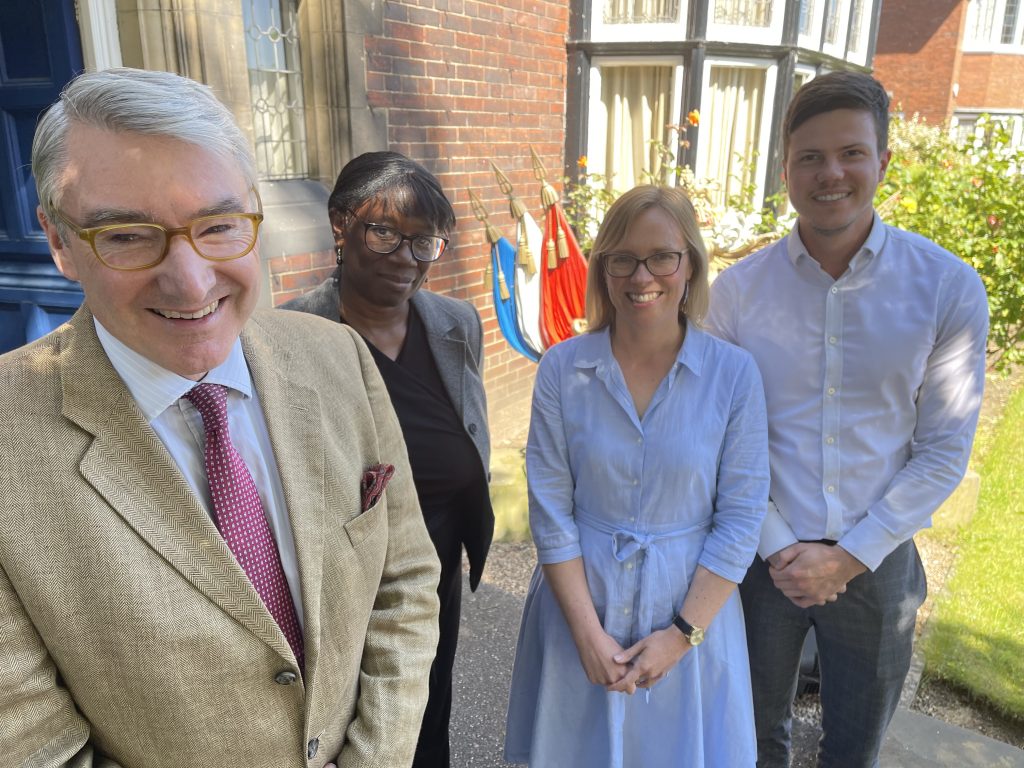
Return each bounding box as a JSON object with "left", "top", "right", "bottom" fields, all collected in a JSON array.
[
  {"left": 413, "top": 292, "right": 467, "bottom": 418},
  {"left": 62, "top": 310, "right": 296, "bottom": 665},
  {"left": 243, "top": 316, "right": 328, "bottom": 680}
]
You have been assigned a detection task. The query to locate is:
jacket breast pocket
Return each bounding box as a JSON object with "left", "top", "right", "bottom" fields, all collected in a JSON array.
[{"left": 344, "top": 497, "right": 387, "bottom": 549}]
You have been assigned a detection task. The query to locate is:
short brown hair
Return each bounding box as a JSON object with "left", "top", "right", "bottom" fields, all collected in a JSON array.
[
  {"left": 585, "top": 185, "right": 709, "bottom": 333},
  {"left": 784, "top": 71, "right": 890, "bottom": 158}
]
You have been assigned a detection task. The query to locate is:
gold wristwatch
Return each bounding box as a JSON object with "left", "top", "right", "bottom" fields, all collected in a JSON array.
[{"left": 672, "top": 615, "right": 705, "bottom": 646}]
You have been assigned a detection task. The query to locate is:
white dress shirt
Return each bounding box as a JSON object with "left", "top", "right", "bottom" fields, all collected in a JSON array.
[
  {"left": 94, "top": 319, "right": 304, "bottom": 625},
  {"left": 707, "top": 213, "right": 988, "bottom": 571}
]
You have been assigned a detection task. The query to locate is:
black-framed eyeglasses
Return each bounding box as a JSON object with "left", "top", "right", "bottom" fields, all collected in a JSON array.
[
  {"left": 346, "top": 209, "right": 448, "bottom": 262},
  {"left": 53, "top": 199, "right": 264, "bottom": 272},
  {"left": 602, "top": 251, "right": 685, "bottom": 278}
]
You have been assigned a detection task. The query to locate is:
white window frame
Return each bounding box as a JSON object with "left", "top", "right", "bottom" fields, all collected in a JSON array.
[
  {"left": 77, "top": 0, "right": 123, "bottom": 71},
  {"left": 963, "top": 0, "right": 1024, "bottom": 50},
  {"left": 797, "top": 0, "right": 826, "bottom": 49},
  {"left": 585, "top": 55, "right": 686, "bottom": 187},
  {"left": 692, "top": 57, "right": 778, "bottom": 207},
  {"left": 590, "top": 0, "right": 689, "bottom": 42},
  {"left": 952, "top": 109, "right": 1024, "bottom": 149},
  {"left": 706, "top": 0, "right": 786, "bottom": 45},
  {"left": 820, "top": 0, "right": 851, "bottom": 59},
  {"left": 844, "top": 0, "right": 873, "bottom": 65}
]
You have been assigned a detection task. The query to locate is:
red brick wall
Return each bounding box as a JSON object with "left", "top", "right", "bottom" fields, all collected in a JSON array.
[
  {"left": 366, "top": 0, "right": 569, "bottom": 434},
  {"left": 957, "top": 52, "right": 1024, "bottom": 110},
  {"left": 873, "top": 0, "right": 965, "bottom": 124},
  {"left": 269, "top": 250, "right": 337, "bottom": 306}
]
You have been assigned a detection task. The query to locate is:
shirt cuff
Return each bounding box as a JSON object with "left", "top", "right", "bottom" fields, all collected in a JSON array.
[
  {"left": 757, "top": 500, "right": 799, "bottom": 561},
  {"left": 837, "top": 515, "right": 907, "bottom": 572},
  {"left": 535, "top": 542, "right": 583, "bottom": 566}
]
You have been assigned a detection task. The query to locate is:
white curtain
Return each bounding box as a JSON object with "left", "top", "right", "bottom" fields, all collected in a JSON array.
[
  {"left": 601, "top": 65, "right": 673, "bottom": 193},
  {"left": 703, "top": 66, "right": 765, "bottom": 206},
  {"left": 604, "top": 0, "right": 679, "bottom": 24},
  {"left": 713, "top": 0, "right": 772, "bottom": 26}
]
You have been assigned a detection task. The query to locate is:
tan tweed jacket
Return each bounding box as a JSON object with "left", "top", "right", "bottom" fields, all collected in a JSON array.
[{"left": 0, "top": 306, "right": 440, "bottom": 768}]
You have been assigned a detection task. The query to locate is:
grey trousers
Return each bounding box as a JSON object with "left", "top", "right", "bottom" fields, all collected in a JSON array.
[{"left": 740, "top": 539, "right": 927, "bottom": 768}]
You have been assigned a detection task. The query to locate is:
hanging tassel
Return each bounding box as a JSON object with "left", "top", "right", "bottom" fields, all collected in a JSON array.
[
  {"left": 556, "top": 228, "right": 569, "bottom": 261},
  {"left": 497, "top": 271, "right": 511, "bottom": 301},
  {"left": 546, "top": 238, "right": 557, "bottom": 270},
  {"left": 530, "top": 146, "right": 560, "bottom": 209},
  {"left": 483, "top": 258, "right": 492, "bottom": 287},
  {"left": 518, "top": 228, "right": 537, "bottom": 277},
  {"left": 540, "top": 181, "right": 559, "bottom": 209}
]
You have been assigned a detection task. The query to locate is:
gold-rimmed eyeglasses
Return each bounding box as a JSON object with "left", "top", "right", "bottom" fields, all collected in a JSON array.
[{"left": 53, "top": 207, "right": 265, "bottom": 271}]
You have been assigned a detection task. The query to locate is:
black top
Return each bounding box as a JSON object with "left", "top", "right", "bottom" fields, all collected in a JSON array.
[{"left": 357, "top": 306, "right": 483, "bottom": 532}]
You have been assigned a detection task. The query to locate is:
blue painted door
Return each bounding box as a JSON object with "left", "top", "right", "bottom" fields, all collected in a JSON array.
[{"left": 0, "top": 0, "right": 84, "bottom": 353}]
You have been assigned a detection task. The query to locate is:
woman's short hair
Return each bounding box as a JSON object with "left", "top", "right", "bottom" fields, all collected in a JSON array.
[
  {"left": 32, "top": 67, "right": 257, "bottom": 226},
  {"left": 585, "top": 185, "right": 709, "bottom": 333},
  {"left": 328, "top": 151, "right": 455, "bottom": 235}
]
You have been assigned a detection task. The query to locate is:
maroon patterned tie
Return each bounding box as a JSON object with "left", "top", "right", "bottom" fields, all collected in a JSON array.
[{"left": 184, "top": 383, "right": 305, "bottom": 672}]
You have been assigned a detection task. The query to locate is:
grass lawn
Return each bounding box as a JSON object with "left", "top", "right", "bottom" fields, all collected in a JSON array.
[{"left": 922, "top": 379, "right": 1024, "bottom": 720}]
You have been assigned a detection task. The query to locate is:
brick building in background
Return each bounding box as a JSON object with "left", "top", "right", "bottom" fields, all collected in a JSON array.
[
  {"left": 874, "top": 0, "right": 1024, "bottom": 144},
  {"left": 1, "top": 0, "right": 885, "bottom": 432}
]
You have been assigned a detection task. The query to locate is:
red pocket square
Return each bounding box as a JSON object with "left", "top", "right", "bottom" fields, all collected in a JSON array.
[{"left": 361, "top": 463, "right": 395, "bottom": 512}]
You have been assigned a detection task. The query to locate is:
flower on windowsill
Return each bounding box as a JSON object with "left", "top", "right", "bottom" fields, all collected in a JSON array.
[
  {"left": 578, "top": 155, "right": 588, "bottom": 168},
  {"left": 687, "top": 109, "right": 700, "bottom": 127}
]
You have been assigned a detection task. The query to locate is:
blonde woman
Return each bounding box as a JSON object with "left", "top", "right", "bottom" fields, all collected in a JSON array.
[{"left": 505, "top": 185, "right": 769, "bottom": 767}]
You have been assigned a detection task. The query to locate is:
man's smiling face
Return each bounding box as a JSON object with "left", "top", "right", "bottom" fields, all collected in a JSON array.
[
  {"left": 784, "top": 108, "right": 891, "bottom": 249},
  {"left": 41, "top": 123, "right": 261, "bottom": 380}
]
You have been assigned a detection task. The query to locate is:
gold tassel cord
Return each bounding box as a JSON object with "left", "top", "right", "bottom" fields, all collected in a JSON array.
[
  {"left": 546, "top": 238, "right": 557, "bottom": 270},
  {"left": 517, "top": 228, "right": 537, "bottom": 277},
  {"left": 530, "top": 146, "right": 560, "bottom": 209},
  {"left": 556, "top": 228, "right": 569, "bottom": 261},
  {"left": 490, "top": 161, "right": 528, "bottom": 221},
  {"left": 497, "top": 271, "right": 511, "bottom": 301}
]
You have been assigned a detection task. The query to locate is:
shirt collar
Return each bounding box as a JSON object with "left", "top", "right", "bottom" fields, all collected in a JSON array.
[
  {"left": 786, "top": 211, "right": 887, "bottom": 271},
  {"left": 94, "top": 318, "right": 253, "bottom": 422},
  {"left": 573, "top": 324, "right": 708, "bottom": 378}
]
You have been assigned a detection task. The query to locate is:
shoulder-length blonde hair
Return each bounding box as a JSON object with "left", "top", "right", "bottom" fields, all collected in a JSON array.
[{"left": 585, "top": 185, "right": 709, "bottom": 333}]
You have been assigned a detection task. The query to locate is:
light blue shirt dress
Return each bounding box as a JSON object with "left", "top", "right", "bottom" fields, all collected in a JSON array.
[{"left": 504, "top": 325, "right": 769, "bottom": 767}]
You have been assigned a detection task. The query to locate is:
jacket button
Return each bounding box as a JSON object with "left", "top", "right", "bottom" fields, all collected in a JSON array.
[
  {"left": 468, "top": 422, "right": 478, "bottom": 435},
  {"left": 307, "top": 738, "right": 319, "bottom": 758},
  {"left": 274, "top": 670, "right": 297, "bottom": 685}
]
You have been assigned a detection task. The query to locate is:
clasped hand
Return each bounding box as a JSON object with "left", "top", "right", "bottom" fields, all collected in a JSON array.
[
  {"left": 767, "top": 542, "right": 867, "bottom": 608},
  {"left": 575, "top": 626, "right": 690, "bottom": 695}
]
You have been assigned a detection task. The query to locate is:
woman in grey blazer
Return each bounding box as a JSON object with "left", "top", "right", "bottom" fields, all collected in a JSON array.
[{"left": 281, "top": 151, "right": 494, "bottom": 768}]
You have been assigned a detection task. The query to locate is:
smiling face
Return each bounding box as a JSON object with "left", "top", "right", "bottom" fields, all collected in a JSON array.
[
  {"left": 603, "top": 206, "right": 693, "bottom": 334},
  {"left": 40, "top": 123, "right": 261, "bottom": 380},
  {"left": 784, "top": 108, "right": 891, "bottom": 257},
  {"left": 334, "top": 198, "right": 439, "bottom": 309}
]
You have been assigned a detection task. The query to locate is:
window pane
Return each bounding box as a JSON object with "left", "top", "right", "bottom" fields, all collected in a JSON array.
[
  {"left": 969, "top": 0, "right": 998, "bottom": 42},
  {"left": 702, "top": 66, "right": 765, "bottom": 206},
  {"left": 600, "top": 65, "right": 675, "bottom": 191},
  {"left": 243, "top": 0, "right": 309, "bottom": 180},
  {"left": 1002, "top": 0, "right": 1020, "bottom": 43},
  {"left": 848, "top": 0, "right": 865, "bottom": 51},
  {"left": 604, "top": 0, "right": 679, "bottom": 24},
  {"left": 714, "top": 0, "right": 773, "bottom": 27},
  {"left": 799, "top": 0, "right": 815, "bottom": 35},
  {"left": 824, "top": 0, "right": 841, "bottom": 43}
]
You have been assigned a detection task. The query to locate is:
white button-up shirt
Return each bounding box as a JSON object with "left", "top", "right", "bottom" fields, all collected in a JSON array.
[
  {"left": 94, "top": 319, "right": 304, "bottom": 624},
  {"left": 707, "top": 214, "right": 988, "bottom": 571}
]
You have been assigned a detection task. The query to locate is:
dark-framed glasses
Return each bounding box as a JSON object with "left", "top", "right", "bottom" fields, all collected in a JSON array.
[
  {"left": 347, "top": 209, "right": 448, "bottom": 262},
  {"left": 54, "top": 209, "right": 264, "bottom": 271},
  {"left": 603, "top": 251, "right": 685, "bottom": 278}
]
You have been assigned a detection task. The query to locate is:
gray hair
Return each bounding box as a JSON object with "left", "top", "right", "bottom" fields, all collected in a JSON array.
[{"left": 32, "top": 67, "right": 256, "bottom": 224}]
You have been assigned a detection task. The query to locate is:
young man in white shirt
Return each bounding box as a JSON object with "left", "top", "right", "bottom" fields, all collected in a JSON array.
[{"left": 707, "top": 71, "right": 989, "bottom": 767}]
